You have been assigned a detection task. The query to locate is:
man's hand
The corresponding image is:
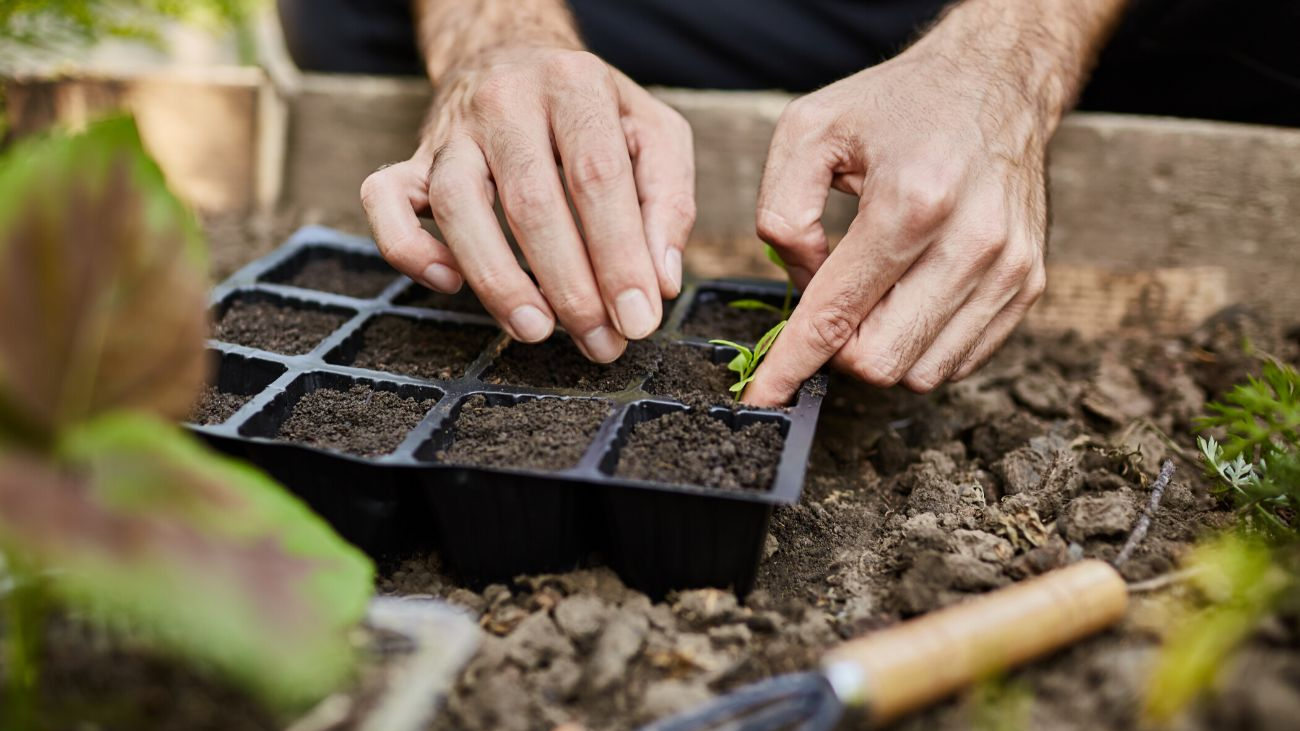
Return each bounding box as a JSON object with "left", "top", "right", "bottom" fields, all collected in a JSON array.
[
  {"left": 744, "top": 0, "right": 1126, "bottom": 405},
  {"left": 362, "top": 1, "right": 694, "bottom": 363}
]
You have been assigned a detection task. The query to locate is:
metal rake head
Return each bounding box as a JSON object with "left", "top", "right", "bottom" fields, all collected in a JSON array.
[{"left": 635, "top": 672, "right": 844, "bottom": 731}]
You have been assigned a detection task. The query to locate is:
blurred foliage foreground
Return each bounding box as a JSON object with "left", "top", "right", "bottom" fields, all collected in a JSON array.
[
  {"left": 1146, "top": 361, "right": 1300, "bottom": 723},
  {"left": 0, "top": 118, "right": 374, "bottom": 729}
]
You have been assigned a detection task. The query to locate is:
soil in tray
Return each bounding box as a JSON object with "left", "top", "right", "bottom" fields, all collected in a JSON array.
[
  {"left": 277, "top": 384, "right": 434, "bottom": 456},
  {"left": 188, "top": 385, "right": 252, "bottom": 425},
  {"left": 644, "top": 344, "right": 737, "bottom": 407},
  {"left": 615, "top": 409, "right": 783, "bottom": 490},
  {"left": 213, "top": 299, "right": 347, "bottom": 355},
  {"left": 485, "top": 336, "right": 656, "bottom": 391},
  {"left": 395, "top": 283, "right": 489, "bottom": 314},
  {"left": 682, "top": 298, "right": 784, "bottom": 344},
  {"left": 279, "top": 256, "right": 396, "bottom": 298},
  {"left": 346, "top": 315, "right": 497, "bottom": 380},
  {"left": 438, "top": 395, "right": 611, "bottom": 471}
]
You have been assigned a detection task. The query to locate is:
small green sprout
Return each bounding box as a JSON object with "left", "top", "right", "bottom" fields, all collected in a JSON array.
[
  {"left": 710, "top": 320, "right": 787, "bottom": 402},
  {"left": 729, "top": 244, "right": 794, "bottom": 318}
]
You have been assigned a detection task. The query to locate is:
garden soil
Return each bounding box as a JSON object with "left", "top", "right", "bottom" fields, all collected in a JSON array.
[
  {"left": 277, "top": 384, "right": 435, "bottom": 457},
  {"left": 440, "top": 395, "right": 612, "bottom": 471},
  {"left": 346, "top": 316, "right": 497, "bottom": 380},
  {"left": 616, "top": 410, "right": 784, "bottom": 491},
  {"left": 213, "top": 299, "right": 347, "bottom": 355},
  {"left": 281, "top": 256, "right": 397, "bottom": 299},
  {"left": 17, "top": 221, "right": 1296, "bottom": 731}
]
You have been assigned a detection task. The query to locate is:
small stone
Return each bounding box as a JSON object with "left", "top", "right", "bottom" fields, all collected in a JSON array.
[
  {"left": 952, "top": 529, "right": 1014, "bottom": 564},
  {"left": 1012, "top": 369, "right": 1077, "bottom": 417},
  {"left": 763, "top": 532, "right": 781, "bottom": 560},
  {"left": 502, "top": 611, "right": 574, "bottom": 669},
  {"left": 554, "top": 595, "right": 610, "bottom": 645},
  {"left": 585, "top": 608, "right": 649, "bottom": 692},
  {"left": 708, "top": 623, "right": 753, "bottom": 647},
  {"left": 638, "top": 680, "right": 714, "bottom": 723},
  {"left": 673, "top": 589, "right": 739, "bottom": 627},
  {"left": 1059, "top": 491, "right": 1138, "bottom": 542}
]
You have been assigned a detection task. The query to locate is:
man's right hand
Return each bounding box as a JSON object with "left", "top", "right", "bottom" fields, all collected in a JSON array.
[{"left": 361, "top": 46, "right": 695, "bottom": 363}]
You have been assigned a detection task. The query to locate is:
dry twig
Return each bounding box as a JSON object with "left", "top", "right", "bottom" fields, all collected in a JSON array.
[{"left": 1114, "top": 459, "right": 1177, "bottom": 567}]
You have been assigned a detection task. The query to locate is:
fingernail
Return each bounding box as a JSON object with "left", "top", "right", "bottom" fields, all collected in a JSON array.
[
  {"left": 508, "top": 305, "right": 553, "bottom": 342},
  {"left": 581, "top": 325, "right": 626, "bottom": 363},
  {"left": 665, "top": 249, "right": 683, "bottom": 294},
  {"left": 421, "top": 263, "right": 462, "bottom": 293},
  {"left": 614, "top": 289, "right": 657, "bottom": 339}
]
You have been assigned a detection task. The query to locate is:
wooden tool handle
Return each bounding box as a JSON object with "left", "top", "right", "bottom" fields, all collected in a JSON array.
[{"left": 821, "top": 560, "right": 1127, "bottom": 726}]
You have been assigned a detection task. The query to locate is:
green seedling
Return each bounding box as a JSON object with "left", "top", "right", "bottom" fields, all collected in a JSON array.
[
  {"left": 710, "top": 320, "right": 787, "bottom": 402},
  {"left": 729, "top": 244, "right": 794, "bottom": 318}
]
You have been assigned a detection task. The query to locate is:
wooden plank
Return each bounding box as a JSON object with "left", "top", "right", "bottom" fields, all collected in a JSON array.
[{"left": 3, "top": 68, "right": 265, "bottom": 214}]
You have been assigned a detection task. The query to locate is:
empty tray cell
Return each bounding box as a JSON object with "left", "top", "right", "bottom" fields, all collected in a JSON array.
[
  {"left": 241, "top": 372, "right": 441, "bottom": 457},
  {"left": 326, "top": 314, "right": 498, "bottom": 380},
  {"left": 420, "top": 393, "right": 612, "bottom": 471},
  {"left": 261, "top": 246, "right": 398, "bottom": 299},
  {"left": 188, "top": 350, "right": 287, "bottom": 426},
  {"left": 393, "top": 280, "right": 489, "bottom": 314},
  {"left": 212, "top": 291, "right": 354, "bottom": 355},
  {"left": 484, "top": 336, "right": 655, "bottom": 391},
  {"left": 604, "top": 402, "right": 788, "bottom": 491},
  {"left": 644, "top": 342, "right": 740, "bottom": 407},
  {"left": 681, "top": 287, "right": 795, "bottom": 344}
]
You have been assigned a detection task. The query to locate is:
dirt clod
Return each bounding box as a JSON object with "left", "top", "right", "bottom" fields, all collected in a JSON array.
[{"left": 1059, "top": 490, "right": 1139, "bottom": 542}]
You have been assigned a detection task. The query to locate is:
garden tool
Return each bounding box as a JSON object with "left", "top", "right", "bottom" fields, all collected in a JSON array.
[{"left": 639, "top": 559, "right": 1128, "bottom": 731}]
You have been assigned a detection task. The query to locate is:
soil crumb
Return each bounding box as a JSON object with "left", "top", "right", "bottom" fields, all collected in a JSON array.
[
  {"left": 188, "top": 385, "right": 251, "bottom": 426},
  {"left": 277, "top": 256, "right": 396, "bottom": 299},
  {"left": 395, "top": 282, "right": 489, "bottom": 314},
  {"left": 644, "top": 344, "right": 736, "bottom": 407},
  {"left": 440, "top": 395, "right": 612, "bottom": 471},
  {"left": 213, "top": 299, "right": 348, "bottom": 355},
  {"left": 682, "top": 298, "right": 783, "bottom": 344},
  {"left": 277, "top": 384, "right": 434, "bottom": 456},
  {"left": 616, "top": 409, "right": 783, "bottom": 490},
  {"left": 486, "top": 337, "right": 655, "bottom": 392},
  {"left": 345, "top": 316, "right": 497, "bottom": 380}
]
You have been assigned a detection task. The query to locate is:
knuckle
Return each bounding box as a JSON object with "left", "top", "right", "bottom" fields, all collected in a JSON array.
[
  {"left": 547, "top": 50, "right": 607, "bottom": 80},
  {"left": 894, "top": 170, "right": 956, "bottom": 234},
  {"left": 470, "top": 73, "right": 516, "bottom": 113},
  {"left": 778, "top": 97, "right": 826, "bottom": 135},
  {"left": 902, "top": 364, "right": 944, "bottom": 393},
  {"left": 1024, "top": 265, "right": 1048, "bottom": 302},
  {"left": 756, "top": 208, "right": 820, "bottom": 252},
  {"left": 569, "top": 148, "right": 629, "bottom": 196},
  {"left": 806, "top": 306, "right": 857, "bottom": 355},
  {"left": 667, "top": 191, "right": 697, "bottom": 228},
  {"left": 359, "top": 170, "right": 391, "bottom": 210},
  {"left": 501, "top": 177, "right": 553, "bottom": 226},
  {"left": 547, "top": 287, "right": 602, "bottom": 322},
  {"left": 853, "top": 351, "right": 905, "bottom": 388},
  {"left": 967, "top": 228, "right": 1009, "bottom": 266}
]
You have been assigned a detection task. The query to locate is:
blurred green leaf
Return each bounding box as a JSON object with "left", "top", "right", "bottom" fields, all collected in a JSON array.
[
  {"left": 0, "top": 412, "right": 374, "bottom": 708},
  {"left": 1144, "top": 533, "right": 1288, "bottom": 724},
  {"left": 764, "top": 243, "right": 787, "bottom": 271},
  {"left": 727, "top": 299, "right": 782, "bottom": 314},
  {"left": 0, "top": 116, "right": 210, "bottom": 447}
]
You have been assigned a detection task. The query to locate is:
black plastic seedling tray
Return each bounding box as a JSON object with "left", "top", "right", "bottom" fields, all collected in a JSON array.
[{"left": 192, "top": 226, "right": 826, "bottom": 597}]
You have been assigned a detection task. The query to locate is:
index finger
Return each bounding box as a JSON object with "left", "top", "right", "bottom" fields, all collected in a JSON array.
[
  {"left": 742, "top": 202, "right": 932, "bottom": 406},
  {"left": 551, "top": 72, "right": 661, "bottom": 340}
]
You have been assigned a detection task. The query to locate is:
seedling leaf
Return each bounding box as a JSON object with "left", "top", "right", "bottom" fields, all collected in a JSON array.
[
  {"left": 764, "top": 243, "right": 787, "bottom": 270},
  {"left": 753, "top": 320, "right": 788, "bottom": 360},
  {"left": 727, "top": 298, "right": 783, "bottom": 314},
  {"left": 0, "top": 413, "right": 374, "bottom": 708}
]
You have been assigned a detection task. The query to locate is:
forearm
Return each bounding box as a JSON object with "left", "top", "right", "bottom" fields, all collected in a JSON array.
[
  {"left": 413, "top": 0, "right": 583, "bottom": 85},
  {"left": 918, "top": 0, "right": 1128, "bottom": 133}
]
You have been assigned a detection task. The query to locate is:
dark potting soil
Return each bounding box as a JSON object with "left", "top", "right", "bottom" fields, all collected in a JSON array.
[
  {"left": 276, "top": 384, "right": 434, "bottom": 456},
  {"left": 213, "top": 299, "right": 347, "bottom": 355},
  {"left": 615, "top": 409, "right": 783, "bottom": 491},
  {"left": 643, "top": 344, "right": 737, "bottom": 408},
  {"left": 188, "top": 385, "right": 251, "bottom": 426},
  {"left": 346, "top": 316, "right": 497, "bottom": 380},
  {"left": 438, "top": 395, "right": 611, "bottom": 471},
  {"left": 394, "top": 283, "right": 489, "bottom": 314},
  {"left": 279, "top": 256, "right": 396, "bottom": 299},
  {"left": 682, "top": 298, "right": 783, "bottom": 344},
  {"left": 485, "top": 337, "right": 656, "bottom": 392}
]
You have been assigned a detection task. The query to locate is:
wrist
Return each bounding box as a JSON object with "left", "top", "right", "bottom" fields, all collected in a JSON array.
[
  {"left": 417, "top": 0, "right": 583, "bottom": 86},
  {"left": 912, "top": 0, "right": 1126, "bottom": 136}
]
